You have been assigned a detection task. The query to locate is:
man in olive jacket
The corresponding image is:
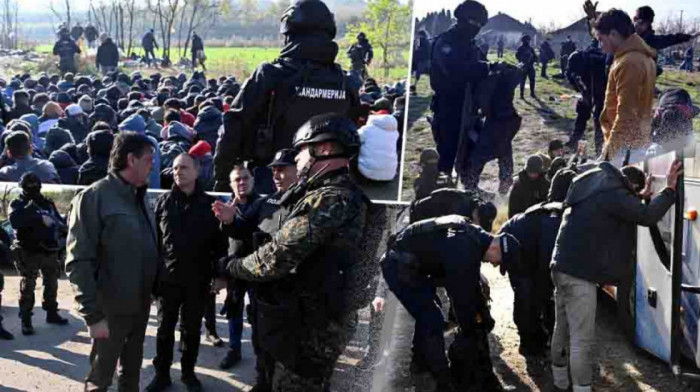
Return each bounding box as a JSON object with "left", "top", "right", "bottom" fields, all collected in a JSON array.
[
  {"left": 549, "top": 160, "right": 682, "bottom": 392},
  {"left": 66, "top": 132, "right": 159, "bottom": 392}
]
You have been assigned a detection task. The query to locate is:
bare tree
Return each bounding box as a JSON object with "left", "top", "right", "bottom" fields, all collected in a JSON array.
[
  {"left": 49, "top": 0, "right": 72, "bottom": 29},
  {"left": 1, "top": 0, "right": 18, "bottom": 49},
  {"left": 147, "top": 0, "right": 182, "bottom": 62},
  {"left": 123, "top": 0, "right": 137, "bottom": 56},
  {"left": 178, "top": 0, "right": 220, "bottom": 57}
]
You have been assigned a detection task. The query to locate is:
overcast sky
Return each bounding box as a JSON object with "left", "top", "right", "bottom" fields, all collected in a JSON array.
[{"left": 412, "top": 0, "right": 700, "bottom": 27}]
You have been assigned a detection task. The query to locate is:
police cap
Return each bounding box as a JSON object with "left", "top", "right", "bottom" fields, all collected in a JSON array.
[
  {"left": 280, "top": 0, "right": 337, "bottom": 39},
  {"left": 293, "top": 113, "right": 360, "bottom": 157},
  {"left": 268, "top": 148, "right": 298, "bottom": 167},
  {"left": 454, "top": 1, "right": 488, "bottom": 28}
]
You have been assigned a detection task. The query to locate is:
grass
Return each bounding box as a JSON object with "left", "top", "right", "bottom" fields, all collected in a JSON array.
[
  {"left": 33, "top": 44, "right": 409, "bottom": 84},
  {"left": 401, "top": 49, "right": 700, "bottom": 203}
]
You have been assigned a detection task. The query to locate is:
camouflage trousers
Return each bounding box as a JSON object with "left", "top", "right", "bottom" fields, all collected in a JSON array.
[
  {"left": 271, "top": 312, "right": 358, "bottom": 392},
  {"left": 13, "top": 248, "right": 60, "bottom": 318}
]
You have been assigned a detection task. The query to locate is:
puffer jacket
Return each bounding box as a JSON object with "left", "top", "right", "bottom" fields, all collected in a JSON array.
[
  {"left": 49, "top": 150, "right": 79, "bottom": 185},
  {"left": 551, "top": 162, "right": 675, "bottom": 285},
  {"left": 193, "top": 105, "right": 222, "bottom": 152},
  {"left": 357, "top": 114, "right": 398, "bottom": 181},
  {"left": 66, "top": 172, "right": 159, "bottom": 325},
  {"left": 601, "top": 34, "right": 657, "bottom": 158}
]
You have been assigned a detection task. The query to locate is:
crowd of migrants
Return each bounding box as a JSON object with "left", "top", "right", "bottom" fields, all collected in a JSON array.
[
  {"left": 395, "top": 1, "right": 697, "bottom": 392},
  {"left": 0, "top": 1, "right": 407, "bottom": 392}
]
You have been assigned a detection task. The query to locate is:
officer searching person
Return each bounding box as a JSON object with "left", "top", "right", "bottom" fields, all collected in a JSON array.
[
  {"left": 53, "top": 27, "right": 81, "bottom": 75},
  {"left": 213, "top": 0, "right": 360, "bottom": 195},
  {"left": 347, "top": 32, "right": 374, "bottom": 80},
  {"left": 215, "top": 113, "right": 367, "bottom": 391},
  {"left": 381, "top": 215, "right": 520, "bottom": 391},
  {"left": 146, "top": 153, "right": 228, "bottom": 392},
  {"left": 429, "top": 0, "right": 490, "bottom": 185},
  {"left": 212, "top": 148, "right": 299, "bottom": 391},
  {"left": 9, "top": 172, "right": 69, "bottom": 336}
]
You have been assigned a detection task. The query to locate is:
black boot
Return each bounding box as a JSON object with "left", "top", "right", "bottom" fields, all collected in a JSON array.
[
  {"left": 46, "top": 310, "right": 69, "bottom": 325},
  {"left": 181, "top": 372, "right": 203, "bottom": 392},
  {"left": 205, "top": 330, "right": 223, "bottom": 347},
  {"left": 219, "top": 348, "right": 241, "bottom": 369},
  {"left": 0, "top": 322, "right": 13, "bottom": 340},
  {"left": 21, "top": 316, "right": 34, "bottom": 336},
  {"left": 145, "top": 373, "right": 172, "bottom": 392}
]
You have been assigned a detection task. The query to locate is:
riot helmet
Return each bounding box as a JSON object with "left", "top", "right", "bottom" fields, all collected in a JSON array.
[
  {"left": 454, "top": 0, "right": 488, "bottom": 37},
  {"left": 19, "top": 172, "right": 42, "bottom": 198},
  {"left": 280, "top": 0, "right": 336, "bottom": 39}
]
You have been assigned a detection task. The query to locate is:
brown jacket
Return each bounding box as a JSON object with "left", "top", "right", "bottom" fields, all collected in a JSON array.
[{"left": 600, "top": 34, "right": 657, "bottom": 158}]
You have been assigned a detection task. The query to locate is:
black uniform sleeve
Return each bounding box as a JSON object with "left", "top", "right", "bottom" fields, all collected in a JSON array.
[
  {"left": 9, "top": 199, "right": 43, "bottom": 230},
  {"left": 648, "top": 33, "right": 693, "bottom": 51},
  {"left": 508, "top": 180, "right": 527, "bottom": 218}
]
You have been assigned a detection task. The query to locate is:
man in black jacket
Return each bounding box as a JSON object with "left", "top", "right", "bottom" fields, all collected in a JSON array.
[
  {"left": 516, "top": 35, "right": 537, "bottom": 99},
  {"left": 53, "top": 28, "right": 81, "bottom": 75},
  {"left": 213, "top": 0, "right": 360, "bottom": 193},
  {"left": 191, "top": 31, "right": 206, "bottom": 71},
  {"left": 549, "top": 160, "right": 681, "bottom": 392},
  {"left": 508, "top": 155, "right": 550, "bottom": 218},
  {"left": 634, "top": 6, "right": 699, "bottom": 53},
  {"left": 146, "top": 153, "right": 228, "bottom": 392},
  {"left": 96, "top": 34, "right": 120, "bottom": 75},
  {"left": 78, "top": 130, "right": 114, "bottom": 186},
  {"left": 9, "top": 173, "right": 69, "bottom": 336},
  {"left": 142, "top": 29, "right": 159, "bottom": 68},
  {"left": 85, "top": 23, "right": 99, "bottom": 49}
]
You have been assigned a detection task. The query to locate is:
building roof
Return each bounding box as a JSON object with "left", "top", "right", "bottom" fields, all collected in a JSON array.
[
  {"left": 551, "top": 17, "right": 590, "bottom": 36},
  {"left": 482, "top": 12, "right": 538, "bottom": 35}
]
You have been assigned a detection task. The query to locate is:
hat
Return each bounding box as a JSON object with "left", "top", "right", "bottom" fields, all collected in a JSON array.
[
  {"left": 65, "top": 103, "right": 84, "bottom": 116},
  {"left": 78, "top": 95, "right": 94, "bottom": 112},
  {"left": 268, "top": 148, "right": 298, "bottom": 167},
  {"left": 496, "top": 232, "right": 521, "bottom": 276},
  {"left": 189, "top": 140, "right": 212, "bottom": 158},
  {"left": 525, "top": 155, "right": 544, "bottom": 175}
]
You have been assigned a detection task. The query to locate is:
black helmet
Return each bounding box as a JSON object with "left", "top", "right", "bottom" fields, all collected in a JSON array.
[
  {"left": 19, "top": 172, "right": 42, "bottom": 195},
  {"left": 357, "top": 32, "right": 366, "bottom": 40},
  {"left": 521, "top": 34, "right": 531, "bottom": 43},
  {"left": 454, "top": 0, "right": 488, "bottom": 28},
  {"left": 293, "top": 113, "right": 360, "bottom": 157},
  {"left": 59, "top": 27, "right": 70, "bottom": 37},
  {"left": 280, "top": 0, "right": 336, "bottom": 39}
]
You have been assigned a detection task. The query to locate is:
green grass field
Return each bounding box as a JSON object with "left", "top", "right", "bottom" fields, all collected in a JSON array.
[{"left": 33, "top": 44, "right": 409, "bottom": 83}]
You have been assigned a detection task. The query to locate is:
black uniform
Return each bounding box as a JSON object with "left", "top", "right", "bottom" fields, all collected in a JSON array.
[
  {"left": 560, "top": 38, "right": 576, "bottom": 72},
  {"left": 53, "top": 34, "right": 81, "bottom": 75},
  {"left": 9, "top": 190, "right": 66, "bottom": 321},
  {"left": 516, "top": 41, "right": 537, "bottom": 98},
  {"left": 497, "top": 37, "right": 505, "bottom": 58},
  {"left": 191, "top": 33, "right": 205, "bottom": 71},
  {"left": 347, "top": 37, "right": 374, "bottom": 80},
  {"left": 96, "top": 37, "right": 120, "bottom": 74},
  {"left": 539, "top": 41, "right": 555, "bottom": 78},
  {"left": 500, "top": 202, "right": 563, "bottom": 355},
  {"left": 429, "top": 25, "right": 489, "bottom": 178},
  {"left": 142, "top": 31, "right": 159, "bottom": 67},
  {"left": 71, "top": 25, "right": 84, "bottom": 41},
  {"left": 85, "top": 25, "right": 99, "bottom": 47},
  {"left": 412, "top": 32, "right": 431, "bottom": 83},
  {"left": 212, "top": 36, "right": 359, "bottom": 193},
  {"left": 152, "top": 183, "right": 228, "bottom": 380},
  {"left": 566, "top": 42, "right": 607, "bottom": 154},
  {"left": 382, "top": 216, "right": 500, "bottom": 390}
]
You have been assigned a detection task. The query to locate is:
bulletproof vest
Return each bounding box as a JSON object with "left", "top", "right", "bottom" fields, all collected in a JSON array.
[
  {"left": 430, "top": 32, "right": 483, "bottom": 96},
  {"left": 253, "top": 60, "right": 353, "bottom": 162},
  {"left": 55, "top": 39, "right": 77, "bottom": 59},
  {"left": 410, "top": 188, "right": 479, "bottom": 223}
]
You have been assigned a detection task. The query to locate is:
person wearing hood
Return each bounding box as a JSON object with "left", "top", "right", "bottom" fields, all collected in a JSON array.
[
  {"left": 43, "top": 125, "right": 75, "bottom": 158},
  {"left": 593, "top": 9, "right": 658, "bottom": 166},
  {"left": 549, "top": 161, "right": 681, "bottom": 392},
  {"left": 193, "top": 103, "right": 221, "bottom": 152},
  {"left": 96, "top": 33, "right": 120, "bottom": 75},
  {"left": 32, "top": 93, "right": 50, "bottom": 116},
  {"left": 19, "top": 113, "right": 44, "bottom": 151},
  {"left": 37, "top": 102, "right": 63, "bottom": 139},
  {"left": 89, "top": 103, "right": 117, "bottom": 129},
  {"left": 356, "top": 111, "right": 398, "bottom": 181},
  {"left": 212, "top": 0, "right": 360, "bottom": 193},
  {"left": 78, "top": 130, "right": 114, "bottom": 186},
  {"left": 119, "top": 114, "right": 161, "bottom": 188},
  {"left": 58, "top": 104, "right": 89, "bottom": 144},
  {"left": 9, "top": 91, "right": 34, "bottom": 121},
  {"left": 79, "top": 95, "right": 94, "bottom": 115},
  {"left": 49, "top": 149, "right": 79, "bottom": 185},
  {"left": 508, "top": 155, "right": 551, "bottom": 218},
  {"left": 159, "top": 121, "right": 196, "bottom": 188}
]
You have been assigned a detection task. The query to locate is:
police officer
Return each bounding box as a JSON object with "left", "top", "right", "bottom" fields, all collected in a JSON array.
[
  {"left": 71, "top": 22, "right": 84, "bottom": 42},
  {"left": 215, "top": 149, "right": 299, "bottom": 391},
  {"left": 347, "top": 32, "right": 374, "bottom": 80},
  {"left": 516, "top": 34, "right": 537, "bottom": 99},
  {"left": 142, "top": 28, "right": 159, "bottom": 68},
  {"left": 497, "top": 35, "right": 505, "bottom": 58},
  {"left": 411, "top": 30, "right": 431, "bottom": 96},
  {"left": 213, "top": 0, "right": 360, "bottom": 194},
  {"left": 560, "top": 35, "right": 576, "bottom": 72},
  {"left": 565, "top": 39, "right": 607, "bottom": 155},
  {"left": 429, "top": 0, "right": 489, "bottom": 184},
  {"left": 381, "top": 215, "right": 520, "bottom": 391},
  {"left": 499, "top": 169, "right": 576, "bottom": 357},
  {"left": 146, "top": 153, "right": 229, "bottom": 392},
  {"left": 9, "top": 173, "right": 68, "bottom": 336},
  {"left": 53, "top": 27, "right": 81, "bottom": 75},
  {"left": 216, "top": 113, "right": 367, "bottom": 391},
  {"left": 85, "top": 23, "right": 99, "bottom": 49},
  {"left": 539, "top": 38, "right": 555, "bottom": 78},
  {"left": 0, "top": 269, "right": 13, "bottom": 340}
]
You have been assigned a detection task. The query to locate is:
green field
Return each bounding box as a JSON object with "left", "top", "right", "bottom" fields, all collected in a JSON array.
[{"left": 33, "top": 44, "right": 409, "bottom": 83}]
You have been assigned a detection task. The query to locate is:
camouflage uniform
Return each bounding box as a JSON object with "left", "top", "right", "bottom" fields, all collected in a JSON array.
[{"left": 224, "top": 167, "right": 366, "bottom": 392}]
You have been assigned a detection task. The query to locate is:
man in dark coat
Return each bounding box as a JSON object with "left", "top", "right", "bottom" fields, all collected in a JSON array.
[
  {"left": 516, "top": 35, "right": 537, "bottom": 99},
  {"left": 508, "top": 155, "right": 550, "bottom": 218},
  {"left": 560, "top": 35, "right": 577, "bottom": 72},
  {"left": 142, "top": 29, "right": 159, "bottom": 68},
  {"left": 85, "top": 23, "right": 99, "bottom": 49},
  {"left": 96, "top": 34, "right": 120, "bottom": 75},
  {"left": 78, "top": 130, "right": 114, "bottom": 186},
  {"left": 191, "top": 31, "right": 206, "bottom": 71},
  {"left": 53, "top": 28, "right": 81, "bottom": 75},
  {"left": 347, "top": 32, "right": 374, "bottom": 80},
  {"left": 539, "top": 39, "right": 555, "bottom": 78}
]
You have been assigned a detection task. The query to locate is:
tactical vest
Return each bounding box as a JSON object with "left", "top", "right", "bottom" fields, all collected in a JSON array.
[{"left": 253, "top": 60, "right": 353, "bottom": 163}]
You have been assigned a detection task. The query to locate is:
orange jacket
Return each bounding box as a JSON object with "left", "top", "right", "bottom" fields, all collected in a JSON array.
[{"left": 600, "top": 34, "right": 657, "bottom": 158}]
